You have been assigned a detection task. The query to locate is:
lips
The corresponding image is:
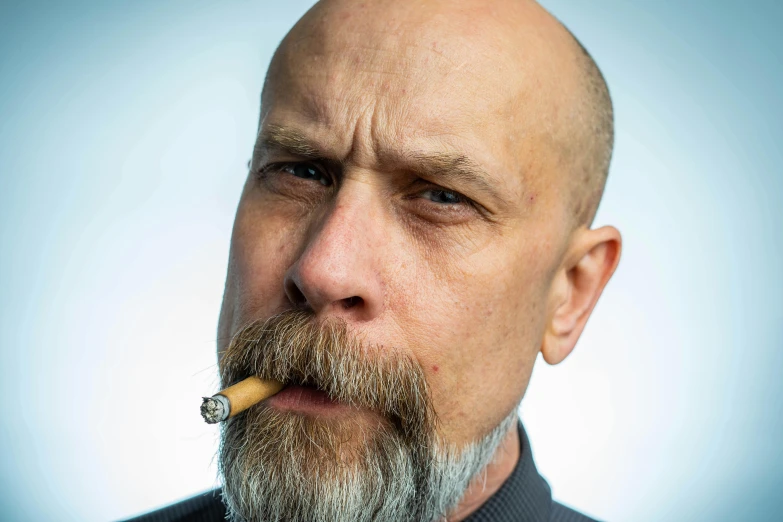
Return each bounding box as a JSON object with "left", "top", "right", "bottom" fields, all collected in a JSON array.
[{"left": 266, "top": 383, "right": 353, "bottom": 415}]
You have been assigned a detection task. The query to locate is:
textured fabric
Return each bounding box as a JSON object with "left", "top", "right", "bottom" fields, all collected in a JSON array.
[
  {"left": 463, "top": 424, "right": 598, "bottom": 522},
  {"left": 121, "top": 423, "right": 599, "bottom": 522},
  {"left": 120, "top": 490, "right": 226, "bottom": 522}
]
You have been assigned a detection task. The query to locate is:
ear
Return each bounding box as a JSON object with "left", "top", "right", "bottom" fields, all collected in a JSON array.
[{"left": 541, "top": 225, "right": 622, "bottom": 365}]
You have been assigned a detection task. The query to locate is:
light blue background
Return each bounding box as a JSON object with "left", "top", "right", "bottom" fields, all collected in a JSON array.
[{"left": 1, "top": 1, "right": 781, "bottom": 520}]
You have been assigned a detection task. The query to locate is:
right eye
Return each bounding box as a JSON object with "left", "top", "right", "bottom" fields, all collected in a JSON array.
[{"left": 280, "top": 163, "right": 332, "bottom": 186}]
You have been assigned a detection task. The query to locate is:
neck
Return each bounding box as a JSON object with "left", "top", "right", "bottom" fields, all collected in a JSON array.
[{"left": 445, "top": 420, "right": 521, "bottom": 522}]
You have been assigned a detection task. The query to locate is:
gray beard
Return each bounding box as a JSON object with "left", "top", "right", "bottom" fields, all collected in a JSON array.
[{"left": 219, "top": 406, "right": 519, "bottom": 522}]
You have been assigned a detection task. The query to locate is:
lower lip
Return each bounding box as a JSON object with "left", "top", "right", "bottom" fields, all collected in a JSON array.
[{"left": 266, "top": 385, "right": 350, "bottom": 415}]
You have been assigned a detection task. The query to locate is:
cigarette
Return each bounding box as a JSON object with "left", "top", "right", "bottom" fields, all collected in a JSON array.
[{"left": 201, "top": 376, "right": 285, "bottom": 424}]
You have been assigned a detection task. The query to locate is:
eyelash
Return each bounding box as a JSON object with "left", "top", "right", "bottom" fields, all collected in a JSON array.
[{"left": 257, "top": 162, "right": 333, "bottom": 186}]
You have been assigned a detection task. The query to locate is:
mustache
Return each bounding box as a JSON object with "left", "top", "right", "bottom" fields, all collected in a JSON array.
[{"left": 218, "top": 309, "right": 437, "bottom": 439}]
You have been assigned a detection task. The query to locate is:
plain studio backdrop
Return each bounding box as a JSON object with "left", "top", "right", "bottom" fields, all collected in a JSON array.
[{"left": 1, "top": 1, "right": 781, "bottom": 520}]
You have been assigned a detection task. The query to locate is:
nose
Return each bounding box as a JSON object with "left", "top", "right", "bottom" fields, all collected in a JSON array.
[{"left": 284, "top": 185, "right": 386, "bottom": 321}]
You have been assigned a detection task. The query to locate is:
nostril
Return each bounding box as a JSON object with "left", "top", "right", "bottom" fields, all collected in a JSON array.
[
  {"left": 286, "top": 280, "right": 308, "bottom": 309},
  {"left": 342, "top": 296, "right": 363, "bottom": 309}
]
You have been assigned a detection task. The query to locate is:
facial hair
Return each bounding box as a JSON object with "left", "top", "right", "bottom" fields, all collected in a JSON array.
[{"left": 218, "top": 310, "right": 519, "bottom": 522}]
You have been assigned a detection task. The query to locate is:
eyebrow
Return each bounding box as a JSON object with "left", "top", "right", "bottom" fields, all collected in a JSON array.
[
  {"left": 256, "top": 124, "right": 505, "bottom": 206},
  {"left": 256, "top": 124, "right": 325, "bottom": 159},
  {"left": 401, "top": 150, "right": 504, "bottom": 205}
]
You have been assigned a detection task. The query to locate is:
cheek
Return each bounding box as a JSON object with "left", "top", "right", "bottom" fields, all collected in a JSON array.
[
  {"left": 399, "top": 238, "right": 552, "bottom": 444},
  {"left": 223, "top": 195, "right": 303, "bottom": 327}
]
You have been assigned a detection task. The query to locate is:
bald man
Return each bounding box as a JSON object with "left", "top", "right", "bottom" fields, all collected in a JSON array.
[{"left": 127, "top": 0, "right": 621, "bottom": 521}]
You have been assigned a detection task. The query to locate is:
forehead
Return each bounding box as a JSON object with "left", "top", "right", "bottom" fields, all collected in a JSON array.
[{"left": 266, "top": 26, "right": 522, "bottom": 161}]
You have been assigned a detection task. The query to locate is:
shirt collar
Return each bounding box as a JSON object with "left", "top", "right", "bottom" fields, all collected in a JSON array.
[{"left": 464, "top": 421, "right": 553, "bottom": 521}]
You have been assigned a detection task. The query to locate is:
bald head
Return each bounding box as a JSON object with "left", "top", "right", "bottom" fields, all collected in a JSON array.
[{"left": 261, "top": 0, "right": 613, "bottom": 232}]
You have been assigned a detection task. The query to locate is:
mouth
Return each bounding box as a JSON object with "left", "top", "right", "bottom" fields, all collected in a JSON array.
[{"left": 265, "top": 383, "right": 355, "bottom": 416}]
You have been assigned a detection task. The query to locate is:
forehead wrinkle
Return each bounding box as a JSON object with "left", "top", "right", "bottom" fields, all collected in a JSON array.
[
  {"left": 266, "top": 15, "right": 521, "bottom": 142},
  {"left": 276, "top": 26, "right": 489, "bottom": 98}
]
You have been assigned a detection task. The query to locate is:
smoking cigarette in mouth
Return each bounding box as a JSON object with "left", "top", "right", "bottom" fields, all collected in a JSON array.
[{"left": 201, "top": 376, "right": 285, "bottom": 424}]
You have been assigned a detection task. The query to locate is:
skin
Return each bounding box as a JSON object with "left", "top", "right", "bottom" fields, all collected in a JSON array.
[{"left": 218, "top": 0, "right": 622, "bottom": 519}]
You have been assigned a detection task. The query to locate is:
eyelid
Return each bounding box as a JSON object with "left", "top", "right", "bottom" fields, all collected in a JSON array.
[
  {"left": 405, "top": 183, "right": 495, "bottom": 225},
  {"left": 407, "top": 179, "right": 473, "bottom": 205},
  {"left": 419, "top": 187, "right": 468, "bottom": 204},
  {"left": 257, "top": 160, "right": 334, "bottom": 184}
]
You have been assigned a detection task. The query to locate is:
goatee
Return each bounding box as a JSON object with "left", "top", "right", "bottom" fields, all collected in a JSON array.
[{"left": 218, "top": 310, "right": 517, "bottom": 522}]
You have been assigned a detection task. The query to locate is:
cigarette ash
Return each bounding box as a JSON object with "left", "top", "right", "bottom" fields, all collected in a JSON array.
[{"left": 201, "top": 396, "right": 226, "bottom": 424}]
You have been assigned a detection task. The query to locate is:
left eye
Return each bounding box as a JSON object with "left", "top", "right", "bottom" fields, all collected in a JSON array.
[
  {"left": 282, "top": 163, "right": 332, "bottom": 186},
  {"left": 420, "top": 188, "right": 465, "bottom": 204}
]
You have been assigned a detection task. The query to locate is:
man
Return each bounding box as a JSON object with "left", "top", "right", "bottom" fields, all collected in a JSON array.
[{"left": 129, "top": 0, "right": 621, "bottom": 520}]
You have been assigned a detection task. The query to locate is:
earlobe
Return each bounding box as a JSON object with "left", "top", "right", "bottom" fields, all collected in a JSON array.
[{"left": 541, "top": 225, "right": 622, "bottom": 365}]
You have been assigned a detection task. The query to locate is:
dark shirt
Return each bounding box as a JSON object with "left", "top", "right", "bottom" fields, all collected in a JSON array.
[{"left": 123, "top": 422, "right": 598, "bottom": 522}]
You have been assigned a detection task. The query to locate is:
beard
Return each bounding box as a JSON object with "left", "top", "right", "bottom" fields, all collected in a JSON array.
[{"left": 218, "top": 310, "right": 518, "bottom": 522}]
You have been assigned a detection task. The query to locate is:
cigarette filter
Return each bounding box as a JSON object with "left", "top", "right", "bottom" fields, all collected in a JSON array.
[{"left": 201, "top": 376, "right": 284, "bottom": 424}]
